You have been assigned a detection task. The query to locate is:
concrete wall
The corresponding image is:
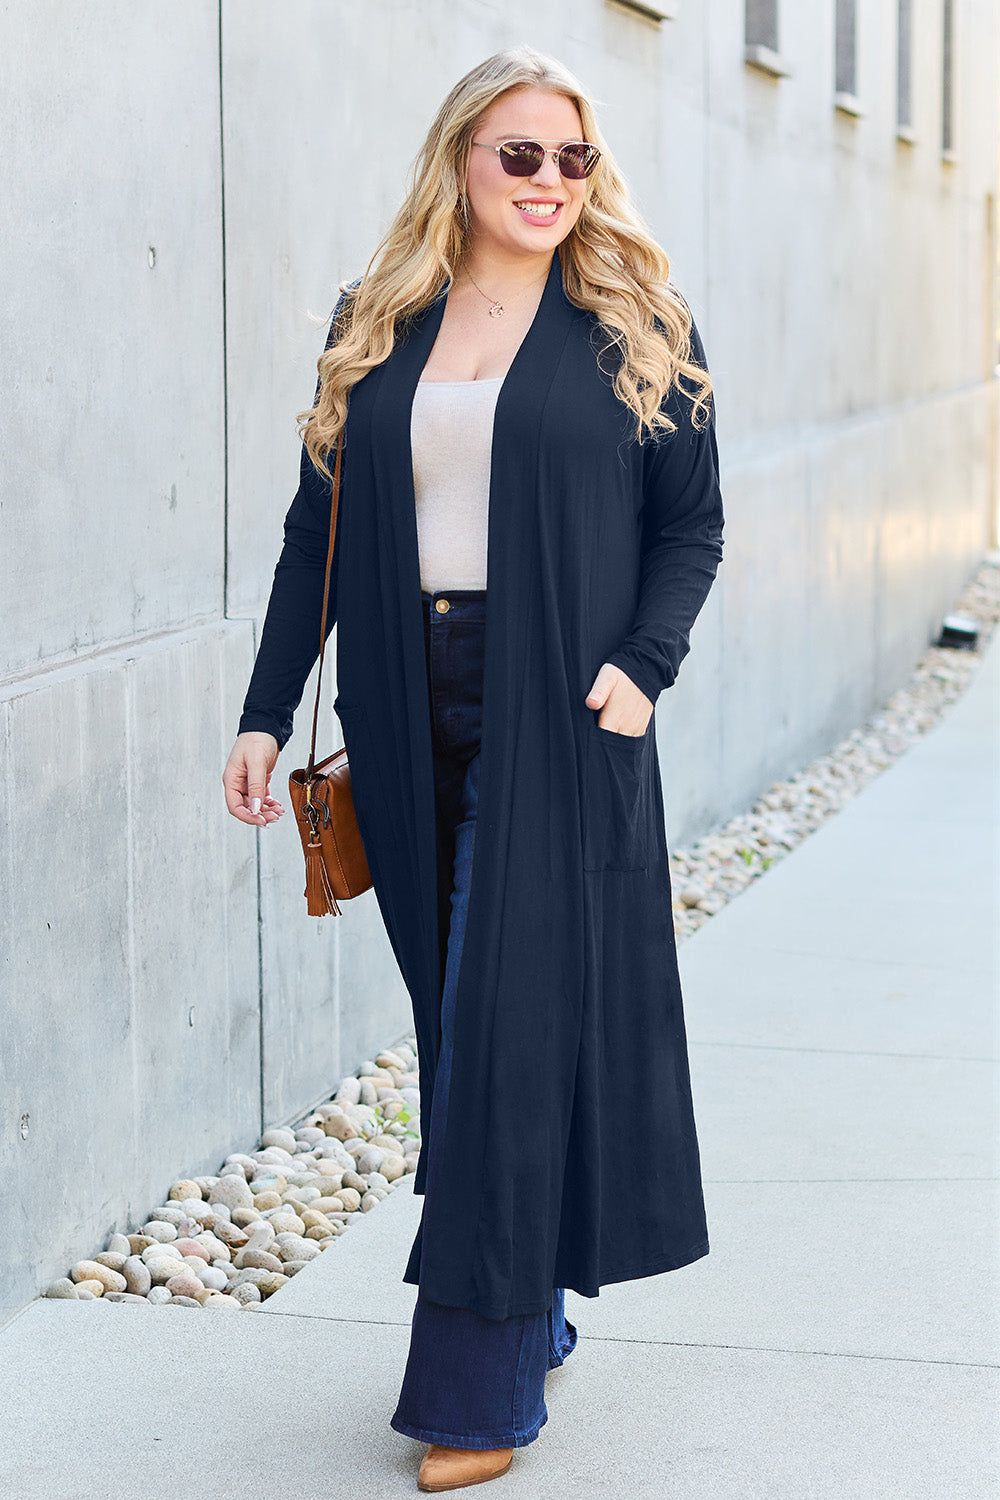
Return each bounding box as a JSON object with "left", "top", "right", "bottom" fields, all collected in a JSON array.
[
  {"left": 0, "top": 2, "right": 409, "bottom": 1325},
  {"left": 1, "top": 0, "right": 997, "bottom": 1323}
]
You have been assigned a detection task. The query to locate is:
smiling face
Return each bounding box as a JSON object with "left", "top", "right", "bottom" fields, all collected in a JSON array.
[{"left": 464, "top": 86, "right": 589, "bottom": 263}]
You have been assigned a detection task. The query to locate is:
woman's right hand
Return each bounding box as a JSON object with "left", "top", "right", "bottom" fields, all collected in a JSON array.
[{"left": 223, "top": 731, "right": 284, "bottom": 827}]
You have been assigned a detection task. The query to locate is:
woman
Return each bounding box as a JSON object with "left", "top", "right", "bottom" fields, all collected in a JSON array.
[{"left": 223, "top": 45, "right": 724, "bottom": 1493}]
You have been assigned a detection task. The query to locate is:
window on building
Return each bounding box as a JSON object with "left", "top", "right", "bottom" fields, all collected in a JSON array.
[
  {"left": 745, "top": 0, "right": 778, "bottom": 52},
  {"left": 835, "top": 0, "right": 857, "bottom": 96},
  {"left": 834, "top": 0, "right": 864, "bottom": 115},
  {"left": 897, "top": 0, "right": 914, "bottom": 135},
  {"left": 744, "top": 0, "right": 791, "bottom": 77},
  {"left": 942, "top": 0, "right": 955, "bottom": 154}
]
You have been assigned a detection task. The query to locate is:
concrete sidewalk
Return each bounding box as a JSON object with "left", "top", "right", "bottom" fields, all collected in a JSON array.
[{"left": 1, "top": 633, "right": 997, "bottom": 1499}]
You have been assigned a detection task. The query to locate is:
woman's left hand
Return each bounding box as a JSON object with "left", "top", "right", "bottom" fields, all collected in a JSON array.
[{"left": 585, "top": 663, "right": 654, "bottom": 736}]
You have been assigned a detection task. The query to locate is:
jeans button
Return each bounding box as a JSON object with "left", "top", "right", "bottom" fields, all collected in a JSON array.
[{"left": 435, "top": 598, "right": 451, "bottom": 613}]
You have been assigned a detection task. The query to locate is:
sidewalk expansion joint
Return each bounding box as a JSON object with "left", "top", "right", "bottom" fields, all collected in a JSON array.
[
  {"left": 690, "top": 1041, "right": 997, "bottom": 1063},
  {"left": 576, "top": 1335, "right": 1000, "bottom": 1370},
  {"left": 702, "top": 1175, "right": 999, "bottom": 1184},
  {"left": 253, "top": 1311, "right": 999, "bottom": 1371}
]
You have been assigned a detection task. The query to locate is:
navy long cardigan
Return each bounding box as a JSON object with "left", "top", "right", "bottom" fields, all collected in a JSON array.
[{"left": 240, "top": 249, "right": 726, "bottom": 1320}]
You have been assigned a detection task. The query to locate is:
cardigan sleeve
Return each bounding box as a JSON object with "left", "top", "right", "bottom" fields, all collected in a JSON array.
[
  {"left": 602, "top": 313, "right": 725, "bottom": 708},
  {"left": 237, "top": 281, "right": 359, "bottom": 750}
]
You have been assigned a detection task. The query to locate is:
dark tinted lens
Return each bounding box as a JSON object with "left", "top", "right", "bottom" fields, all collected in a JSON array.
[
  {"left": 498, "top": 141, "right": 545, "bottom": 176},
  {"left": 558, "top": 143, "right": 600, "bottom": 179}
]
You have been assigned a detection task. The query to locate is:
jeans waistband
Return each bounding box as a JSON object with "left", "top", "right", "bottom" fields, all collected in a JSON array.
[{"left": 421, "top": 588, "right": 488, "bottom": 621}]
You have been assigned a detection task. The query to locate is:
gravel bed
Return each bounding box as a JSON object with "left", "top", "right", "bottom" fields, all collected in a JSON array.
[
  {"left": 45, "top": 1042, "right": 423, "bottom": 1310},
  {"left": 45, "top": 551, "right": 998, "bottom": 1308}
]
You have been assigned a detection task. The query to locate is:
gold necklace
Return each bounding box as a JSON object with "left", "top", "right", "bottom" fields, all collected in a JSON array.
[{"left": 462, "top": 265, "right": 548, "bottom": 319}]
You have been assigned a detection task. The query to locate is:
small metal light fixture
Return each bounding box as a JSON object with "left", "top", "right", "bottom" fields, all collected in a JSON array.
[{"left": 935, "top": 612, "right": 979, "bottom": 650}]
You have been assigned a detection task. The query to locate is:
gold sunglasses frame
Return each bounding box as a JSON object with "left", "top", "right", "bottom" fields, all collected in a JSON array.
[{"left": 470, "top": 138, "right": 602, "bottom": 178}]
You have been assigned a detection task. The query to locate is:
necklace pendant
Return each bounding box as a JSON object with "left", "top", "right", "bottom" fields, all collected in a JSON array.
[{"left": 488, "top": 302, "right": 504, "bottom": 318}]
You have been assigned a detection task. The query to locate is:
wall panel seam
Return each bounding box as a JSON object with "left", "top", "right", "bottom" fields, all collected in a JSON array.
[{"left": 0, "top": 617, "right": 248, "bottom": 701}]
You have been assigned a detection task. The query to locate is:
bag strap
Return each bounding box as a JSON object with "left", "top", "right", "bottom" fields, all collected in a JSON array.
[{"left": 306, "top": 435, "right": 344, "bottom": 780}]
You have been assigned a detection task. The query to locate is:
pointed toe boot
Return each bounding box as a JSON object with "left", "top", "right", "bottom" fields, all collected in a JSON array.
[{"left": 417, "top": 1443, "right": 514, "bottom": 1492}]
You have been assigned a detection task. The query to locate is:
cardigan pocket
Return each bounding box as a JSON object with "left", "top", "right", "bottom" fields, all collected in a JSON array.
[{"left": 583, "top": 722, "right": 651, "bottom": 872}]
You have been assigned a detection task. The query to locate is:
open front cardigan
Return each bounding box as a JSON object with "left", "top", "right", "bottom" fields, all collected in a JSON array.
[{"left": 240, "top": 251, "right": 725, "bottom": 1320}]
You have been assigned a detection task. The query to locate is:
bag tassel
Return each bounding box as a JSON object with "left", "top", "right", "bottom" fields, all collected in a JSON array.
[{"left": 304, "top": 838, "right": 341, "bottom": 917}]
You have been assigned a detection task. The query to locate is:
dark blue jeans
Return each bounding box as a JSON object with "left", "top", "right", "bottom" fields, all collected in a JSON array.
[{"left": 390, "top": 588, "right": 578, "bottom": 1450}]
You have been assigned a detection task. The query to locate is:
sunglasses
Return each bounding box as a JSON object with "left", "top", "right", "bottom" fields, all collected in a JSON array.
[{"left": 471, "top": 138, "right": 601, "bottom": 180}]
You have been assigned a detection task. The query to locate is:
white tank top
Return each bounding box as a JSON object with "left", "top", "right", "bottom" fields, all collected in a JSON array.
[{"left": 410, "top": 376, "right": 503, "bottom": 592}]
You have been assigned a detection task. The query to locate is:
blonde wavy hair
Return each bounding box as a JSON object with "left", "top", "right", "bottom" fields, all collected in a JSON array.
[{"left": 300, "top": 45, "right": 713, "bottom": 477}]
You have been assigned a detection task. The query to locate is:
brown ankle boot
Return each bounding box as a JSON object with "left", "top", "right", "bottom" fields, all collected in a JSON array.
[{"left": 417, "top": 1443, "right": 514, "bottom": 1492}]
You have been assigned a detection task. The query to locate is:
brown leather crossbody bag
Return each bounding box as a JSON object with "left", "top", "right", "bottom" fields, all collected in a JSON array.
[{"left": 287, "top": 437, "right": 373, "bottom": 915}]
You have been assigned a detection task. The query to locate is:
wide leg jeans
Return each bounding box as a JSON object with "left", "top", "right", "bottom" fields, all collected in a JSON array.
[{"left": 389, "top": 588, "right": 578, "bottom": 1450}]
